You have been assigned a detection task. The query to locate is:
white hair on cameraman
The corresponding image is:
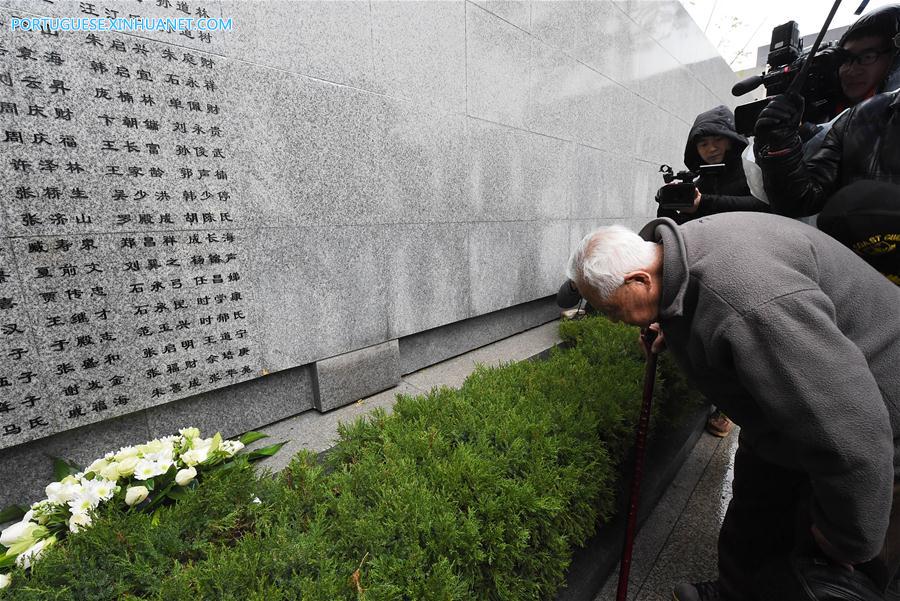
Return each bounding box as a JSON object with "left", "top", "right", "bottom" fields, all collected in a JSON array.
[{"left": 566, "top": 225, "right": 659, "bottom": 301}]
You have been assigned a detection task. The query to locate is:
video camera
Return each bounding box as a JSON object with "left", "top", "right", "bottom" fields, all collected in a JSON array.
[
  {"left": 732, "top": 21, "right": 844, "bottom": 137},
  {"left": 655, "top": 163, "right": 725, "bottom": 210}
]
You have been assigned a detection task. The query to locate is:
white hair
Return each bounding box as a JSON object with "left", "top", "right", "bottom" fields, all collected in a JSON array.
[{"left": 566, "top": 225, "right": 659, "bottom": 301}]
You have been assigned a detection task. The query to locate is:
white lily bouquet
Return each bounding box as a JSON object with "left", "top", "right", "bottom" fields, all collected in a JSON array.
[{"left": 0, "top": 427, "right": 282, "bottom": 588}]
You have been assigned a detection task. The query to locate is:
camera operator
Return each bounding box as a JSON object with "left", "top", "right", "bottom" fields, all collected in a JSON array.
[
  {"left": 656, "top": 106, "right": 769, "bottom": 438},
  {"left": 839, "top": 4, "right": 900, "bottom": 107},
  {"left": 658, "top": 106, "right": 768, "bottom": 225},
  {"left": 754, "top": 5, "right": 900, "bottom": 284}
]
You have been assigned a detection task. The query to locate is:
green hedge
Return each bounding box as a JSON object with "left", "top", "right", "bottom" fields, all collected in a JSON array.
[{"left": 3, "top": 317, "right": 702, "bottom": 600}]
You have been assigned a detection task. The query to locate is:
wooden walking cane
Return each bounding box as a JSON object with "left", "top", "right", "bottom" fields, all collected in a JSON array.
[{"left": 615, "top": 328, "right": 658, "bottom": 601}]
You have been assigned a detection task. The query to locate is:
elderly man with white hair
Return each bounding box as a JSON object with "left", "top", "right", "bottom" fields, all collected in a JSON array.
[{"left": 567, "top": 213, "right": 900, "bottom": 601}]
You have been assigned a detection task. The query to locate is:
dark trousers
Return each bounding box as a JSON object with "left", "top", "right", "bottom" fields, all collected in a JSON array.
[{"left": 717, "top": 436, "right": 900, "bottom": 601}]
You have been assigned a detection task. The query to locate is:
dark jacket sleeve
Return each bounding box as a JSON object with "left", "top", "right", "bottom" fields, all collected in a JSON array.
[
  {"left": 756, "top": 112, "right": 849, "bottom": 217},
  {"left": 695, "top": 193, "right": 770, "bottom": 216}
]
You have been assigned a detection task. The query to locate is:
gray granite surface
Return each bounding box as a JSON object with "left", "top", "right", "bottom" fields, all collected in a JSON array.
[
  {"left": 466, "top": 2, "right": 532, "bottom": 129},
  {"left": 0, "top": 0, "right": 229, "bottom": 55},
  {"left": 144, "top": 363, "right": 315, "bottom": 440},
  {"left": 248, "top": 225, "right": 390, "bottom": 372},
  {"left": 468, "top": 220, "right": 569, "bottom": 315},
  {"left": 0, "top": 0, "right": 737, "bottom": 456},
  {"left": 471, "top": 0, "right": 532, "bottom": 31},
  {"left": 384, "top": 222, "right": 471, "bottom": 339},
  {"left": 0, "top": 409, "right": 151, "bottom": 508},
  {"left": 398, "top": 296, "right": 557, "bottom": 375},
  {"left": 312, "top": 339, "right": 400, "bottom": 413},
  {"left": 370, "top": 0, "right": 467, "bottom": 113},
  {"left": 220, "top": 0, "right": 375, "bottom": 89}
]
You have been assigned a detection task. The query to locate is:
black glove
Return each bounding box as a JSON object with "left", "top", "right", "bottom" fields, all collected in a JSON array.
[{"left": 754, "top": 93, "right": 805, "bottom": 151}]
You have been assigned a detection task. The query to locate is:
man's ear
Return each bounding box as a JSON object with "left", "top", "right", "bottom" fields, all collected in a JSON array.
[{"left": 623, "top": 270, "right": 652, "bottom": 287}]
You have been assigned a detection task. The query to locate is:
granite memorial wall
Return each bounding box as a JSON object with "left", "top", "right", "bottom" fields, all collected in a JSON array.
[{"left": 0, "top": 0, "right": 736, "bottom": 503}]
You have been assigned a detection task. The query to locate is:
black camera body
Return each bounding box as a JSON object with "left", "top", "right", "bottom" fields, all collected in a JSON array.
[
  {"left": 733, "top": 21, "right": 844, "bottom": 137},
  {"left": 655, "top": 164, "right": 725, "bottom": 210}
]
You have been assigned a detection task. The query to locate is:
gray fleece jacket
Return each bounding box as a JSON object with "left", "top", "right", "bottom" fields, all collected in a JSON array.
[{"left": 639, "top": 213, "right": 900, "bottom": 563}]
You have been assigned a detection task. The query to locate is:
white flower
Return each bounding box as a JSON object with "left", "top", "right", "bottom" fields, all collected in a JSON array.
[
  {"left": 99, "top": 462, "right": 121, "bottom": 481},
  {"left": 220, "top": 440, "right": 244, "bottom": 457},
  {"left": 137, "top": 439, "right": 165, "bottom": 456},
  {"left": 125, "top": 486, "right": 149, "bottom": 506},
  {"left": 138, "top": 439, "right": 175, "bottom": 465},
  {"left": 192, "top": 437, "right": 213, "bottom": 451},
  {"left": 0, "top": 573, "right": 10, "bottom": 589},
  {"left": 0, "top": 519, "right": 42, "bottom": 548},
  {"left": 114, "top": 446, "right": 139, "bottom": 461},
  {"left": 179, "top": 427, "right": 200, "bottom": 440},
  {"left": 180, "top": 447, "right": 209, "bottom": 466},
  {"left": 86, "top": 457, "right": 110, "bottom": 475},
  {"left": 68, "top": 511, "right": 92, "bottom": 533},
  {"left": 81, "top": 478, "right": 117, "bottom": 502},
  {"left": 252, "top": 497, "right": 261, "bottom": 504},
  {"left": 29, "top": 502, "right": 53, "bottom": 526},
  {"left": 143, "top": 440, "right": 175, "bottom": 461},
  {"left": 133, "top": 459, "right": 170, "bottom": 480},
  {"left": 15, "top": 535, "right": 55, "bottom": 570},
  {"left": 45, "top": 479, "right": 81, "bottom": 505},
  {"left": 68, "top": 493, "right": 98, "bottom": 515},
  {"left": 142, "top": 450, "right": 174, "bottom": 465},
  {"left": 116, "top": 456, "right": 139, "bottom": 477},
  {"left": 175, "top": 466, "right": 197, "bottom": 486}
]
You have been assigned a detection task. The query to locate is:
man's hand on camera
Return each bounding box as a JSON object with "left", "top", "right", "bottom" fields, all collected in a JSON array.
[
  {"left": 678, "top": 188, "right": 702, "bottom": 215},
  {"left": 754, "top": 93, "right": 805, "bottom": 152}
]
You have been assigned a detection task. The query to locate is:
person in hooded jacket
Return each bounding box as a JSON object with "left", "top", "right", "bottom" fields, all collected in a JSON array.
[
  {"left": 658, "top": 106, "right": 768, "bottom": 437},
  {"left": 558, "top": 105, "right": 767, "bottom": 317},
  {"left": 755, "top": 5, "right": 900, "bottom": 284},
  {"left": 838, "top": 4, "right": 900, "bottom": 108},
  {"left": 657, "top": 105, "right": 769, "bottom": 226}
]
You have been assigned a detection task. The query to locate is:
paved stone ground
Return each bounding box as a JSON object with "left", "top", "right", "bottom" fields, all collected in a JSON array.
[{"left": 596, "top": 428, "right": 740, "bottom": 601}]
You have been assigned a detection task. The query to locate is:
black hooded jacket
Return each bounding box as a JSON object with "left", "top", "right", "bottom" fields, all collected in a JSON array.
[
  {"left": 757, "top": 6, "right": 900, "bottom": 217},
  {"left": 758, "top": 90, "right": 900, "bottom": 217},
  {"left": 658, "top": 106, "right": 768, "bottom": 224}
]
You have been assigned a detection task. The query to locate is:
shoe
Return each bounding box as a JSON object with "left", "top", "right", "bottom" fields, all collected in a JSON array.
[
  {"left": 561, "top": 308, "right": 586, "bottom": 320},
  {"left": 706, "top": 410, "right": 733, "bottom": 438},
  {"left": 672, "top": 580, "right": 720, "bottom": 601}
]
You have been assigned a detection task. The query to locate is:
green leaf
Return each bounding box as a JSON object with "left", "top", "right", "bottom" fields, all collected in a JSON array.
[
  {"left": 144, "top": 482, "right": 176, "bottom": 513},
  {"left": 0, "top": 553, "right": 17, "bottom": 569},
  {"left": 0, "top": 505, "right": 26, "bottom": 523},
  {"left": 244, "top": 442, "right": 286, "bottom": 461},
  {"left": 144, "top": 478, "right": 155, "bottom": 491},
  {"left": 207, "top": 461, "right": 237, "bottom": 474},
  {"left": 238, "top": 431, "right": 268, "bottom": 446},
  {"left": 49, "top": 455, "right": 82, "bottom": 481}
]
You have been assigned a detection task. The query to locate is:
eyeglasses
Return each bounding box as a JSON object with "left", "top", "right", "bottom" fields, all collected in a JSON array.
[{"left": 840, "top": 47, "right": 894, "bottom": 67}]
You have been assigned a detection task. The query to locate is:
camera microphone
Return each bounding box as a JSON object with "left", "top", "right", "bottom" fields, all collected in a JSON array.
[{"left": 732, "top": 75, "right": 765, "bottom": 97}]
